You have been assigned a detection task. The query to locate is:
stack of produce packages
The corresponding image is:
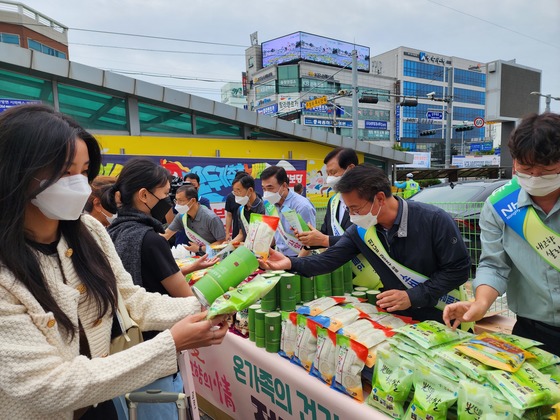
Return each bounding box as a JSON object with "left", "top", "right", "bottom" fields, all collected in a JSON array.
[{"left": 369, "top": 320, "right": 560, "bottom": 419}]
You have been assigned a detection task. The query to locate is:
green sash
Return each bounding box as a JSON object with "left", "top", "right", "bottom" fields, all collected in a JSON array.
[
  {"left": 329, "top": 193, "right": 382, "bottom": 290},
  {"left": 489, "top": 177, "right": 560, "bottom": 271},
  {"left": 182, "top": 213, "right": 213, "bottom": 256},
  {"left": 358, "top": 225, "right": 469, "bottom": 312}
]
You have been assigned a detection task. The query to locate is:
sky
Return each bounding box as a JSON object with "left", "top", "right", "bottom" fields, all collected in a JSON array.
[{"left": 20, "top": 0, "right": 560, "bottom": 113}]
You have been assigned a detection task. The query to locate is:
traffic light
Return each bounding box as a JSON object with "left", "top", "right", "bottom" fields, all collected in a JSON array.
[
  {"left": 455, "top": 125, "right": 474, "bottom": 132},
  {"left": 420, "top": 130, "right": 437, "bottom": 136},
  {"left": 400, "top": 98, "right": 418, "bottom": 107},
  {"left": 359, "top": 94, "right": 378, "bottom": 104}
]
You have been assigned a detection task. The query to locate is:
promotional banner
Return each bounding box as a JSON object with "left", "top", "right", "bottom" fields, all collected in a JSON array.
[
  {"left": 101, "top": 154, "right": 306, "bottom": 205},
  {"left": 181, "top": 333, "right": 388, "bottom": 420}
]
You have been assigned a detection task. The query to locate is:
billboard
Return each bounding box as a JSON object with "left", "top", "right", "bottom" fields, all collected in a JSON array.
[{"left": 262, "top": 31, "right": 370, "bottom": 71}]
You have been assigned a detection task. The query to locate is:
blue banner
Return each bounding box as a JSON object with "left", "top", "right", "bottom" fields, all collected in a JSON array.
[
  {"left": 256, "top": 103, "right": 278, "bottom": 116},
  {"left": 364, "top": 120, "right": 388, "bottom": 130},
  {"left": 0, "top": 98, "right": 42, "bottom": 112},
  {"left": 303, "top": 117, "right": 352, "bottom": 127}
]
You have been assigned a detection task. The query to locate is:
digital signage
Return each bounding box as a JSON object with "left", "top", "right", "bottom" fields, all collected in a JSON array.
[{"left": 262, "top": 32, "right": 370, "bottom": 72}]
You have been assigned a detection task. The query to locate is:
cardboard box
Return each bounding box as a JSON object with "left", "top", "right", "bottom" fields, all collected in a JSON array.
[{"left": 474, "top": 314, "right": 516, "bottom": 334}]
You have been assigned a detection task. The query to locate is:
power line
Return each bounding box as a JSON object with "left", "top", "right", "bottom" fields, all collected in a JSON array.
[
  {"left": 71, "top": 42, "right": 244, "bottom": 56},
  {"left": 106, "top": 69, "right": 238, "bottom": 83},
  {"left": 425, "top": 0, "right": 560, "bottom": 50}
]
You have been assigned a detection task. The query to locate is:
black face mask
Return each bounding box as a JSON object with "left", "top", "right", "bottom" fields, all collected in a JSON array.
[{"left": 149, "top": 196, "right": 172, "bottom": 223}]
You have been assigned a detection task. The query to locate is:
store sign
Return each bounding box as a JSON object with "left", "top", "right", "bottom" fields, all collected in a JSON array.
[
  {"left": 278, "top": 96, "right": 300, "bottom": 114},
  {"left": 0, "top": 98, "right": 41, "bottom": 112},
  {"left": 395, "top": 105, "right": 400, "bottom": 141},
  {"left": 256, "top": 103, "right": 278, "bottom": 115},
  {"left": 364, "top": 120, "right": 388, "bottom": 130},
  {"left": 307, "top": 71, "right": 333, "bottom": 80},
  {"left": 304, "top": 117, "right": 352, "bottom": 127},
  {"left": 419, "top": 51, "right": 446, "bottom": 65},
  {"left": 253, "top": 71, "right": 275, "bottom": 84}
]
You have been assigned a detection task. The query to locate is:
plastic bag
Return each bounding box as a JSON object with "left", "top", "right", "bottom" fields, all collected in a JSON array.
[
  {"left": 246, "top": 213, "right": 280, "bottom": 260},
  {"left": 206, "top": 274, "right": 280, "bottom": 319}
]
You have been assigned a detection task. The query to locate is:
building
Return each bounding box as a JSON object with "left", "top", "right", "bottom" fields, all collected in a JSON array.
[
  {"left": 372, "top": 47, "right": 488, "bottom": 165},
  {"left": 0, "top": 0, "right": 68, "bottom": 59},
  {"left": 221, "top": 81, "right": 247, "bottom": 109},
  {"left": 244, "top": 31, "right": 397, "bottom": 149}
]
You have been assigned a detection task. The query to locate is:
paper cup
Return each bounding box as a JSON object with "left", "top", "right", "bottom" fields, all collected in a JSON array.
[
  {"left": 331, "top": 266, "right": 344, "bottom": 296},
  {"left": 351, "top": 291, "right": 366, "bottom": 298},
  {"left": 367, "top": 290, "right": 381, "bottom": 305},
  {"left": 279, "top": 274, "right": 297, "bottom": 311},
  {"left": 192, "top": 246, "right": 258, "bottom": 306},
  {"left": 248, "top": 304, "right": 261, "bottom": 342},
  {"left": 343, "top": 261, "right": 354, "bottom": 293},
  {"left": 260, "top": 285, "right": 278, "bottom": 312}
]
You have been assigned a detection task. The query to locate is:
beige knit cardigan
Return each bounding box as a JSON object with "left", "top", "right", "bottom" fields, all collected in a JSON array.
[{"left": 0, "top": 215, "right": 202, "bottom": 419}]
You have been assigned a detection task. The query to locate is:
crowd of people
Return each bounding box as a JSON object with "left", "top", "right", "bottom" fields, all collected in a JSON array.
[{"left": 0, "top": 103, "right": 558, "bottom": 419}]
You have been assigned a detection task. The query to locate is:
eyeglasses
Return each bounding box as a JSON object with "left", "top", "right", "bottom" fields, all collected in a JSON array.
[{"left": 348, "top": 201, "right": 373, "bottom": 216}]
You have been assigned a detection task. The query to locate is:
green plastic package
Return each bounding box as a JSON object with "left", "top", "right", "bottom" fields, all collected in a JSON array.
[
  {"left": 367, "top": 344, "right": 415, "bottom": 418},
  {"left": 403, "top": 365, "right": 458, "bottom": 420},
  {"left": 395, "top": 320, "right": 472, "bottom": 350},
  {"left": 457, "top": 380, "right": 522, "bottom": 419},
  {"left": 206, "top": 275, "right": 280, "bottom": 319},
  {"left": 281, "top": 206, "right": 311, "bottom": 232}
]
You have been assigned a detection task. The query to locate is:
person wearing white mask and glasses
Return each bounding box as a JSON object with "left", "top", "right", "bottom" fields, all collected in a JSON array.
[
  {"left": 444, "top": 113, "right": 560, "bottom": 356},
  {"left": 260, "top": 165, "right": 316, "bottom": 257},
  {"left": 261, "top": 163, "right": 470, "bottom": 324},
  {"left": 231, "top": 174, "right": 265, "bottom": 244}
]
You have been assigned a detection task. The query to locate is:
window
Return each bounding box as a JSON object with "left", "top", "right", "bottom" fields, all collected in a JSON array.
[
  {"left": 28, "top": 38, "right": 67, "bottom": 59},
  {"left": 453, "top": 88, "right": 485, "bottom": 105},
  {"left": 403, "top": 60, "right": 444, "bottom": 81},
  {"left": 278, "top": 65, "right": 299, "bottom": 93},
  {"left": 58, "top": 84, "right": 127, "bottom": 131},
  {"left": 403, "top": 81, "right": 443, "bottom": 98},
  {"left": 0, "top": 33, "right": 20, "bottom": 45},
  {"left": 0, "top": 68, "right": 54, "bottom": 105},
  {"left": 195, "top": 116, "right": 241, "bottom": 137},
  {"left": 138, "top": 102, "right": 192, "bottom": 133},
  {"left": 454, "top": 68, "right": 486, "bottom": 88},
  {"left": 255, "top": 82, "right": 276, "bottom": 100}
]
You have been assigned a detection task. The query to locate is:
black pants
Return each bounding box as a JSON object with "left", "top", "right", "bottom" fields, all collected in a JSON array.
[{"left": 513, "top": 316, "right": 560, "bottom": 356}]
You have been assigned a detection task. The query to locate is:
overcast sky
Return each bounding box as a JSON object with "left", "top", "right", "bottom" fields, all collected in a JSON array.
[{"left": 21, "top": 0, "right": 560, "bottom": 113}]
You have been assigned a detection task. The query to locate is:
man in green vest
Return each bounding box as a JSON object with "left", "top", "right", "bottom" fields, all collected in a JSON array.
[
  {"left": 395, "top": 173, "right": 420, "bottom": 199},
  {"left": 444, "top": 112, "right": 560, "bottom": 356}
]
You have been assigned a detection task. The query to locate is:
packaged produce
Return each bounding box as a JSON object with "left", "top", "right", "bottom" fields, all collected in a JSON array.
[
  {"left": 297, "top": 296, "right": 347, "bottom": 316},
  {"left": 281, "top": 206, "right": 311, "bottom": 232},
  {"left": 341, "top": 318, "right": 394, "bottom": 367},
  {"left": 526, "top": 346, "right": 560, "bottom": 370},
  {"left": 293, "top": 314, "right": 319, "bottom": 371},
  {"left": 246, "top": 213, "right": 280, "bottom": 260},
  {"left": 436, "top": 343, "right": 493, "bottom": 382},
  {"left": 540, "top": 363, "right": 560, "bottom": 385},
  {"left": 206, "top": 274, "right": 280, "bottom": 319},
  {"left": 396, "top": 320, "right": 472, "bottom": 349},
  {"left": 491, "top": 332, "right": 542, "bottom": 349},
  {"left": 367, "top": 344, "right": 415, "bottom": 418},
  {"left": 456, "top": 380, "right": 522, "bottom": 419},
  {"left": 279, "top": 311, "right": 298, "bottom": 359},
  {"left": 455, "top": 332, "right": 536, "bottom": 372},
  {"left": 332, "top": 334, "right": 368, "bottom": 402},
  {"left": 310, "top": 304, "right": 361, "bottom": 332},
  {"left": 310, "top": 327, "right": 338, "bottom": 385},
  {"left": 403, "top": 365, "right": 458, "bottom": 420},
  {"left": 484, "top": 362, "right": 560, "bottom": 410}
]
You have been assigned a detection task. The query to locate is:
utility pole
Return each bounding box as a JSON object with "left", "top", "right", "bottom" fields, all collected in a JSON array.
[
  {"left": 352, "top": 49, "right": 358, "bottom": 143},
  {"left": 444, "top": 66, "right": 453, "bottom": 169}
]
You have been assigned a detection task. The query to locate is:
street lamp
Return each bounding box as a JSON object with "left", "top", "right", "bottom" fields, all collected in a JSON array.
[{"left": 530, "top": 91, "right": 560, "bottom": 113}]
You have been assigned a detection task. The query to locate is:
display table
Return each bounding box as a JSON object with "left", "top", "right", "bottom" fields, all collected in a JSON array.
[{"left": 180, "top": 333, "right": 390, "bottom": 419}]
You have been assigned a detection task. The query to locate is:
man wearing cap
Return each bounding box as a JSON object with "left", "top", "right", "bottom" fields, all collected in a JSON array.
[{"left": 395, "top": 173, "right": 420, "bottom": 199}]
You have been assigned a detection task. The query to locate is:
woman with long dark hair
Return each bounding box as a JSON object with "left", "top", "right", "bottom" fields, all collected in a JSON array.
[{"left": 0, "top": 104, "right": 227, "bottom": 419}]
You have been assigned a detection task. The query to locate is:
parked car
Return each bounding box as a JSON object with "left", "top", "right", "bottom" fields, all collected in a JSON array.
[{"left": 408, "top": 179, "right": 509, "bottom": 275}]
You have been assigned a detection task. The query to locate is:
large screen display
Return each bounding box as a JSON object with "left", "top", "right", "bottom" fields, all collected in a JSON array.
[{"left": 262, "top": 32, "right": 370, "bottom": 72}]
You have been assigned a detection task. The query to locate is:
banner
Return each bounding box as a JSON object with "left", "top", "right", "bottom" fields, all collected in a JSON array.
[
  {"left": 101, "top": 155, "right": 306, "bottom": 205},
  {"left": 181, "top": 333, "right": 387, "bottom": 419}
]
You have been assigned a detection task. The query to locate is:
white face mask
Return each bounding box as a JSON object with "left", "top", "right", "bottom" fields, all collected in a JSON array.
[
  {"left": 350, "top": 200, "right": 382, "bottom": 229},
  {"left": 326, "top": 175, "right": 342, "bottom": 188},
  {"left": 235, "top": 193, "right": 250, "bottom": 206},
  {"left": 101, "top": 210, "right": 117, "bottom": 224},
  {"left": 175, "top": 203, "right": 190, "bottom": 214},
  {"left": 263, "top": 189, "right": 282, "bottom": 205},
  {"left": 516, "top": 173, "right": 560, "bottom": 197},
  {"left": 31, "top": 174, "right": 92, "bottom": 220}
]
